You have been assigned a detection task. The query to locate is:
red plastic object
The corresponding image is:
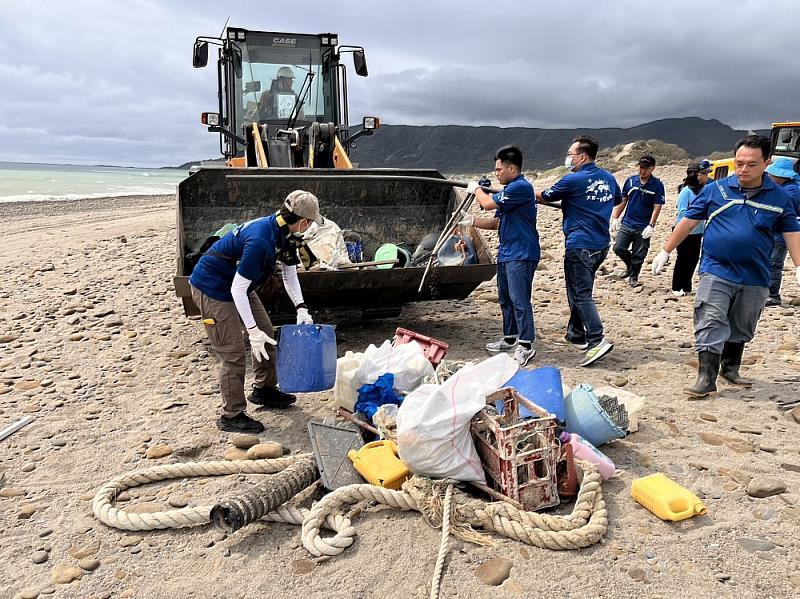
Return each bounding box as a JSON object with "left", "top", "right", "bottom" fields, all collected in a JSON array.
[
  {"left": 471, "top": 388, "right": 560, "bottom": 512},
  {"left": 392, "top": 327, "right": 449, "bottom": 367}
]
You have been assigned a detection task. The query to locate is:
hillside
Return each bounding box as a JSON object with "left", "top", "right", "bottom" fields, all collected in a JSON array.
[{"left": 349, "top": 117, "right": 768, "bottom": 173}]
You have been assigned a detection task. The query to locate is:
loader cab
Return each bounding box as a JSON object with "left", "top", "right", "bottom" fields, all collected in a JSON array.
[
  {"left": 709, "top": 122, "right": 800, "bottom": 181},
  {"left": 193, "top": 28, "right": 375, "bottom": 165}
]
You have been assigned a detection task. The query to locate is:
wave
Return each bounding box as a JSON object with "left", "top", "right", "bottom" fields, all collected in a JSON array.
[{"left": 0, "top": 187, "right": 177, "bottom": 204}]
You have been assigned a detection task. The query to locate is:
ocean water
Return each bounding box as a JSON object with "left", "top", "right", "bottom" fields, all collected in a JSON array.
[{"left": 0, "top": 162, "right": 189, "bottom": 203}]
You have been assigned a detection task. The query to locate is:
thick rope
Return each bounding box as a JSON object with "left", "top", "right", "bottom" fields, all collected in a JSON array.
[
  {"left": 429, "top": 483, "right": 453, "bottom": 599},
  {"left": 93, "top": 455, "right": 607, "bottom": 558}
]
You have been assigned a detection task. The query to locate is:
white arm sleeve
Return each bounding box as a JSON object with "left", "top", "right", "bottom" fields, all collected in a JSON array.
[
  {"left": 281, "top": 264, "right": 304, "bottom": 307},
  {"left": 231, "top": 272, "right": 257, "bottom": 330}
]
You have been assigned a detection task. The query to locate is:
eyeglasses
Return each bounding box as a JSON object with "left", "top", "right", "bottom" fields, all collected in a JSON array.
[{"left": 567, "top": 151, "right": 584, "bottom": 157}]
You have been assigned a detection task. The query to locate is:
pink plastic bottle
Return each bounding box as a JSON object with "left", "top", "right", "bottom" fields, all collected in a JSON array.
[{"left": 560, "top": 432, "right": 615, "bottom": 480}]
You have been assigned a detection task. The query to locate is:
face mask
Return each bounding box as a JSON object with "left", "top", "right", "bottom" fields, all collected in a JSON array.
[{"left": 564, "top": 155, "right": 574, "bottom": 170}]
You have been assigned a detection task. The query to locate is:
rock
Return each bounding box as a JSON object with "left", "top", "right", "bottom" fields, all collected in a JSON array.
[
  {"left": 789, "top": 574, "right": 800, "bottom": 588},
  {"left": 32, "top": 550, "right": 50, "bottom": 564},
  {"left": 223, "top": 447, "right": 248, "bottom": 461},
  {"left": 18, "top": 504, "right": 37, "bottom": 519},
  {"left": 230, "top": 434, "right": 260, "bottom": 449},
  {"left": 0, "top": 487, "right": 26, "bottom": 497},
  {"left": 20, "top": 589, "right": 40, "bottom": 599},
  {"left": 780, "top": 463, "right": 800, "bottom": 473},
  {"left": 736, "top": 537, "right": 776, "bottom": 553},
  {"left": 79, "top": 558, "right": 100, "bottom": 571},
  {"left": 697, "top": 432, "right": 755, "bottom": 453},
  {"left": 119, "top": 535, "right": 143, "bottom": 548},
  {"left": 699, "top": 413, "right": 717, "bottom": 422},
  {"left": 168, "top": 496, "right": 189, "bottom": 508},
  {"left": 68, "top": 539, "right": 100, "bottom": 559},
  {"left": 732, "top": 424, "right": 762, "bottom": 435},
  {"left": 613, "top": 376, "right": 629, "bottom": 387},
  {"left": 145, "top": 444, "right": 173, "bottom": 459},
  {"left": 501, "top": 579, "right": 525, "bottom": 595},
  {"left": 790, "top": 297, "right": 800, "bottom": 306},
  {"left": 16, "top": 380, "right": 41, "bottom": 390},
  {"left": 747, "top": 477, "right": 787, "bottom": 498},
  {"left": 246, "top": 442, "right": 284, "bottom": 460},
  {"left": 291, "top": 559, "right": 316, "bottom": 575},
  {"left": 0, "top": 334, "right": 19, "bottom": 343},
  {"left": 63, "top": 287, "right": 78, "bottom": 296},
  {"left": 628, "top": 566, "right": 647, "bottom": 582},
  {"left": 51, "top": 563, "right": 83, "bottom": 584},
  {"left": 21, "top": 463, "right": 36, "bottom": 472},
  {"left": 475, "top": 558, "right": 513, "bottom": 586},
  {"left": 790, "top": 406, "right": 800, "bottom": 424}
]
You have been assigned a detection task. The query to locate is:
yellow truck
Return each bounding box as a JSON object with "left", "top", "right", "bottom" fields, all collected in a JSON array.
[{"left": 710, "top": 121, "right": 800, "bottom": 179}]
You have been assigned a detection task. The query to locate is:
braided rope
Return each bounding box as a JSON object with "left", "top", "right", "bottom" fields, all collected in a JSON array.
[
  {"left": 429, "top": 483, "right": 453, "bottom": 599},
  {"left": 93, "top": 454, "right": 607, "bottom": 557}
]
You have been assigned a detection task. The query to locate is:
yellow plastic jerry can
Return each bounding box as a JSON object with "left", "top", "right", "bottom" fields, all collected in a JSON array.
[
  {"left": 347, "top": 440, "right": 410, "bottom": 490},
  {"left": 631, "top": 473, "right": 708, "bottom": 521}
]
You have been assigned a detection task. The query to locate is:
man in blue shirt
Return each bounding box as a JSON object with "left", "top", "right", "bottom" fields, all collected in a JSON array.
[
  {"left": 764, "top": 156, "right": 800, "bottom": 306},
  {"left": 610, "top": 155, "right": 666, "bottom": 286},
  {"left": 536, "top": 135, "right": 622, "bottom": 366},
  {"left": 189, "top": 190, "right": 323, "bottom": 433},
  {"left": 462, "top": 145, "right": 539, "bottom": 367},
  {"left": 653, "top": 136, "right": 800, "bottom": 397}
]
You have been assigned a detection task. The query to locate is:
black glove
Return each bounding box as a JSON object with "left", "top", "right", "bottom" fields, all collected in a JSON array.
[{"left": 478, "top": 177, "right": 491, "bottom": 188}]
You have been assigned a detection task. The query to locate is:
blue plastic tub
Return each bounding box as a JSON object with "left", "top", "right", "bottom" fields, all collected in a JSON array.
[
  {"left": 564, "top": 384, "right": 626, "bottom": 447},
  {"left": 501, "top": 366, "right": 566, "bottom": 421},
  {"left": 276, "top": 324, "right": 337, "bottom": 393}
]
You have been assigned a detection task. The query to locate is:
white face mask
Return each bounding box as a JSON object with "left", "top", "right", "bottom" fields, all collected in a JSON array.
[{"left": 564, "top": 155, "right": 574, "bottom": 170}]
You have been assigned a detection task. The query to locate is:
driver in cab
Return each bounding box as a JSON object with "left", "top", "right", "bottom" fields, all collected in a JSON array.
[{"left": 257, "top": 66, "right": 303, "bottom": 120}]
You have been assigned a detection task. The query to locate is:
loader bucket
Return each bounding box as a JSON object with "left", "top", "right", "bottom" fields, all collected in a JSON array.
[{"left": 174, "top": 167, "right": 496, "bottom": 318}]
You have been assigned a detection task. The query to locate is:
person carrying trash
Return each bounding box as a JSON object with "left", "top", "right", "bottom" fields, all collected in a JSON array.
[
  {"left": 461, "top": 145, "right": 540, "bottom": 367},
  {"left": 188, "top": 190, "right": 323, "bottom": 433},
  {"left": 764, "top": 156, "right": 800, "bottom": 306},
  {"left": 652, "top": 136, "right": 800, "bottom": 397},
  {"left": 610, "top": 155, "right": 666, "bottom": 287}
]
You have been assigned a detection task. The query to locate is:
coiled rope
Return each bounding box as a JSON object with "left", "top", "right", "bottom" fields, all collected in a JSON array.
[{"left": 93, "top": 456, "right": 607, "bottom": 557}]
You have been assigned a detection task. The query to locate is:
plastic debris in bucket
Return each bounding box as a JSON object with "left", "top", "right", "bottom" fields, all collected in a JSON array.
[
  {"left": 564, "top": 384, "right": 626, "bottom": 447},
  {"left": 393, "top": 327, "right": 449, "bottom": 367}
]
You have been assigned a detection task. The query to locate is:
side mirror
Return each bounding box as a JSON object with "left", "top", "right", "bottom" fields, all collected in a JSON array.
[
  {"left": 362, "top": 116, "right": 380, "bottom": 132},
  {"left": 244, "top": 81, "right": 261, "bottom": 93},
  {"left": 353, "top": 49, "right": 368, "bottom": 77},
  {"left": 232, "top": 50, "right": 242, "bottom": 79},
  {"left": 193, "top": 41, "right": 209, "bottom": 68}
]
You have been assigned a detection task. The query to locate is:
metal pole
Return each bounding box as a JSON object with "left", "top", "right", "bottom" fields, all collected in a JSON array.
[{"left": 0, "top": 415, "right": 34, "bottom": 442}]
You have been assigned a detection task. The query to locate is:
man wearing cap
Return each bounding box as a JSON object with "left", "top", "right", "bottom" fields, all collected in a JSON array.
[
  {"left": 652, "top": 136, "right": 800, "bottom": 397},
  {"left": 610, "top": 155, "right": 666, "bottom": 286},
  {"left": 765, "top": 156, "right": 800, "bottom": 306},
  {"left": 259, "top": 66, "right": 301, "bottom": 120},
  {"left": 189, "top": 190, "right": 323, "bottom": 433}
]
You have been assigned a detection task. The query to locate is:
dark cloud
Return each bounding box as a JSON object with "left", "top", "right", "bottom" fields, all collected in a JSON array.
[{"left": 0, "top": 1, "right": 794, "bottom": 166}]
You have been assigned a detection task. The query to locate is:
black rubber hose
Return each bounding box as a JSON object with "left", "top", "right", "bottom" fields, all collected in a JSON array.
[{"left": 210, "top": 457, "right": 319, "bottom": 533}]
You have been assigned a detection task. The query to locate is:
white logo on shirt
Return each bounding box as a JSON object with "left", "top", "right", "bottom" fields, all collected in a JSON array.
[{"left": 586, "top": 179, "right": 613, "bottom": 202}]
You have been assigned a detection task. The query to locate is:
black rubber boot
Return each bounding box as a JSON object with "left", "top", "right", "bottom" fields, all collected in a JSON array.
[
  {"left": 249, "top": 386, "right": 297, "bottom": 408},
  {"left": 684, "top": 351, "right": 721, "bottom": 398},
  {"left": 720, "top": 342, "right": 753, "bottom": 387}
]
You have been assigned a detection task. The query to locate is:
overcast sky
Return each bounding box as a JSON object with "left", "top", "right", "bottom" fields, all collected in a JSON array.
[{"left": 1, "top": 0, "right": 795, "bottom": 167}]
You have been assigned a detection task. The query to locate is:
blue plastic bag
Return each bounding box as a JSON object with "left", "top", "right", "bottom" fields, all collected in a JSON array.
[{"left": 354, "top": 373, "right": 402, "bottom": 421}]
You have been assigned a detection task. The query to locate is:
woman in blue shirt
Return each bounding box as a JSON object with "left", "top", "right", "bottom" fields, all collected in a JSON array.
[{"left": 671, "top": 161, "right": 710, "bottom": 295}]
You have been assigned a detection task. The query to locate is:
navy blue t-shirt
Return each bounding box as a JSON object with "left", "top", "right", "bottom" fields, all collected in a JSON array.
[
  {"left": 684, "top": 175, "right": 800, "bottom": 286},
  {"left": 189, "top": 215, "right": 293, "bottom": 301},
  {"left": 541, "top": 163, "right": 623, "bottom": 250},
  {"left": 621, "top": 174, "right": 665, "bottom": 230},
  {"left": 491, "top": 175, "right": 540, "bottom": 263}
]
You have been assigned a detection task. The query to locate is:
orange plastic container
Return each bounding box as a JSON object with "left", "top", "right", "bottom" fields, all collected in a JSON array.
[{"left": 631, "top": 473, "right": 707, "bottom": 521}]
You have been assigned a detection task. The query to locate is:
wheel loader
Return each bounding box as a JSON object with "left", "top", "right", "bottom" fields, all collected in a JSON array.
[{"left": 174, "top": 27, "right": 495, "bottom": 319}]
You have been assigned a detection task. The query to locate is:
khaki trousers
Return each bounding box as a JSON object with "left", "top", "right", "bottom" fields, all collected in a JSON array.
[{"left": 191, "top": 285, "right": 277, "bottom": 418}]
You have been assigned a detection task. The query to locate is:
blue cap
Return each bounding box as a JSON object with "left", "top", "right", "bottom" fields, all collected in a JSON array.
[
  {"left": 765, "top": 156, "right": 800, "bottom": 182},
  {"left": 687, "top": 159, "right": 712, "bottom": 174}
]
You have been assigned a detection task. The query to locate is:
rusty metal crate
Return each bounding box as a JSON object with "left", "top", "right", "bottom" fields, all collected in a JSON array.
[{"left": 470, "top": 388, "right": 560, "bottom": 511}]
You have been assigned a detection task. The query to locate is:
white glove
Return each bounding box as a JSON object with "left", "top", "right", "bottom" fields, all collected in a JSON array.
[
  {"left": 466, "top": 181, "right": 480, "bottom": 195},
  {"left": 247, "top": 326, "right": 277, "bottom": 362},
  {"left": 610, "top": 218, "right": 620, "bottom": 234},
  {"left": 457, "top": 210, "right": 474, "bottom": 227},
  {"left": 641, "top": 225, "right": 654, "bottom": 239},
  {"left": 296, "top": 307, "right": 313, "bottom": 325},
  {"left": 796, "top": 265, "right": 800, "bottom": 286},
  {"left": 651, "top": 249, "right": 672, "bottom": 275}
]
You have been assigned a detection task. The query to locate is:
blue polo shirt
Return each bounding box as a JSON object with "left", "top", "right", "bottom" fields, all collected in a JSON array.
[
  {"left": 684, "top": 174, "right": 800, "bottom": 286},
  {"left": 491, "top": 175, "right": 540, "bottom": 263},
  {"left": 774, "top": 180, "right": 800, "bottom": 241},
  {"left": 621, "top": 174, "right": 665, "bottom": 230},
  {"left": 541, "top": 163, "right": 623, "bottom": 250},
  {"left": 189, "top": 215, "right": 290, "bottom": 301}
]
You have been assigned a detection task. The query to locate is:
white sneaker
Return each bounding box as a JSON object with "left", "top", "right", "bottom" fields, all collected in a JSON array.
[
  {"left": 672, "top": 290, "right": 685, "bottom": 297},
  {"left": 485, "top": 338, "right": 517, "bottom": 352},
  {"left": 580, "top": 338, "right": 614, "bottom": 366},
  {"left": 513, "top": 345, "right": 536, "bottom": 367}
]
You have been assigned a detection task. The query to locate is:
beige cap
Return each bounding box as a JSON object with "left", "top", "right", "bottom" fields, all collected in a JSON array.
[{"left": 284, "top": 190, "right": 323, "bottom": 225}]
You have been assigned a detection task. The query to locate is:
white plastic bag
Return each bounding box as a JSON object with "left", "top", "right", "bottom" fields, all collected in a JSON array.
[
  {"left": 396, "top": 353, "right": 518, "bottom": 482},
  {"left": 355, "top": 340, "right": 434, "bottom": 394},
  {"left": 304, "top": 218, "right": 352, "bottom": 268}
]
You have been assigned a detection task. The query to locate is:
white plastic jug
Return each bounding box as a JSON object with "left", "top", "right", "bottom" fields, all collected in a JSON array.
[{"left": 334, "top": 351, "right": 363, "bottom": 412}]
